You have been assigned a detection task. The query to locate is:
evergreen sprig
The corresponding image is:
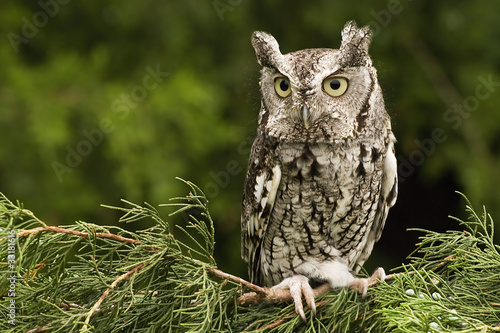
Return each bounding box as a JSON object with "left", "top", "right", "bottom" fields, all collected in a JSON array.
[{"left": 1, "top": 185, "right": 499, "bottom": 332}]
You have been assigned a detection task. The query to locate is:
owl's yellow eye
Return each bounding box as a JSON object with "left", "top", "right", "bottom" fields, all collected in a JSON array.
[
  {"left": 323, "top": 77, "right": 348, "bottom": 97},
  {"left": 274, "top": 77, "right": 291, "bottom": 97}
]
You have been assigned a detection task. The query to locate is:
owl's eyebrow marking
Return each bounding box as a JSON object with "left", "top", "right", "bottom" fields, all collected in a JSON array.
[
  {"left": 327, "top": 69, "right": 347, "bottom": 77},
  {"left": 270, "top": 67, "right": 289, "bottom": 78}
]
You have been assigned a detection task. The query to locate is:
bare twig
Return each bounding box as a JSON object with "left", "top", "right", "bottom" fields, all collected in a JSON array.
[
  {"left": 207, "top": 267, "right": 267, "bottom": 294},
  {"left": 385, "top": 271, "right": 409, "bottom": 281},
  {"left": 26, "top": 323, "right": 51, "bottom": 333},
  {"left": 81, "top": 263, "right": 145, "bottom": 331},
  {"left": 260, "top": 317, "right": 286, "bottom": 330},
  {"left": 17, "top": 226, "right": 140, "bottom": 244}
]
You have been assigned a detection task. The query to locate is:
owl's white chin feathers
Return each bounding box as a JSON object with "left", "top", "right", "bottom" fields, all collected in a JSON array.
[{"left": 301, "top": 106, "right": 310, "bottom": 129}]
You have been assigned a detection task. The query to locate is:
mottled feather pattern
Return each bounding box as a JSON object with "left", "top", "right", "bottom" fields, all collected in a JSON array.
[{"left": 241, "top": 21, "right": 397, "bottom": 293}]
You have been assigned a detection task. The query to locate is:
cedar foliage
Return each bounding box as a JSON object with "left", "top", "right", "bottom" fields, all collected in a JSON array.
[{"left": 1, "top": 180, "right": 499, "bottom": 332}]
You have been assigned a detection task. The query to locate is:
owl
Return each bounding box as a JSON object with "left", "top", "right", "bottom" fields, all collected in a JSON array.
[{"left": 241, "top": 21, "right": 398, "bottom": 320}]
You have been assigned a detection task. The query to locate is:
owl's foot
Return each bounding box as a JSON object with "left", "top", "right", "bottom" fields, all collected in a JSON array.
[
  {"left": 272, "top": 274, "right": 316, "bottom": 322},
  {"left": 234, "top": 268, "right": 386, "bottom": 322},
  {"left": 349, "top": 267, "right": 386, "bottom": 298}
]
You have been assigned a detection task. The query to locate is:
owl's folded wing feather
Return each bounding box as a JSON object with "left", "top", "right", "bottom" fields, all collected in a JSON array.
[
  {"left": 355, "top": 136, "right": 398, "bottom": 271},
  {"left": 241, "top": 134, "right": 281, "bottom": 284}
]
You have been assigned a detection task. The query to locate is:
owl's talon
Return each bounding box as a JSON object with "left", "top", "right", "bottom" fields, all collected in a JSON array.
[
  {"left": 302, "top": 281, "right": 316, "bottom": 318},
  {"left": 295, "top": 301, "right": 306, "bottom": 322},
  {"left": 273, "top": 275, "right": 316, "bottom": 321},
  {"left": 371, "top": 267, "right": 386, "bottom": 283},
  {"left": 349, "top": 267, "right": 386, "bottom": 298}
]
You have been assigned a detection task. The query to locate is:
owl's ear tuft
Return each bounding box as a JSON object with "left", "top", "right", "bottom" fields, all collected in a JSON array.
[
  {"left": 339, "top": 20, "right": 373, "bottom": 67},
  {"left": 252, "top": 31, "right": 282, "bottom": 68}
]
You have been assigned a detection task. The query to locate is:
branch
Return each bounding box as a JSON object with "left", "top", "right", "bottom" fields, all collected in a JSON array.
[
  {"left": 241, "top": 272, "right": 405, "bottom": 307},
  {"left": 208, "top": 266, "right": 404, "bottom": 307},
  {"left": 207, "top": 267, "right": 328, "bottom": 306},
  {"left": 26, "top": 323, "right": 51, "bottom": 333},
  {"left": 14, "top": 223, "right": 413, "bottom": 310},
  {"left": 207, "top": 267, "right": 267, "bottom": 294},
  {"left": 81, "top": 263, "right": 145, "bottom": 331},
  {"left": 17, "top": 226, "right": 140, "bottom": 244}
]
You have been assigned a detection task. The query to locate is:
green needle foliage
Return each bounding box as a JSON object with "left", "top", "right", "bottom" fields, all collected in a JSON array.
[{"left": 1, "top": 183, "right": 499, "bottom": 332}]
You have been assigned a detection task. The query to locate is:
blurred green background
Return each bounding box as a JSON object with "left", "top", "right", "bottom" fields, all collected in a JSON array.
[{"left": 2, "top": 1, "right": 500, "bottom": 278}]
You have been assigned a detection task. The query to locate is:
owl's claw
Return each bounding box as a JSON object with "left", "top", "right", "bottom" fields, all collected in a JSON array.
[
  {"left": 349, "top": 267, "right": 386, "bottom": 298},
  {"left": 237, "top": 268, "right": 386, "bottom": 321},
  {"left": 273, "top": 274, "right": 316, "bottom": 321}
]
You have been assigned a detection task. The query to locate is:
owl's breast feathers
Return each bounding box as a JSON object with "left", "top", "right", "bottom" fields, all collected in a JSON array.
[{"left": 241, "top": 133, "right": 397, "bottom": 286}]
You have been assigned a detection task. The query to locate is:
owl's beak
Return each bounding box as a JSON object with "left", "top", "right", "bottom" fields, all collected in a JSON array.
[{"left": 301, "top": 106, "right": 310, "bottom": 129}]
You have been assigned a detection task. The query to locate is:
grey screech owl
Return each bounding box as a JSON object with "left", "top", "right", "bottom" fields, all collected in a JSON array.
[{"left": 241, "top": 21, "right": 398, "bottom": 320}]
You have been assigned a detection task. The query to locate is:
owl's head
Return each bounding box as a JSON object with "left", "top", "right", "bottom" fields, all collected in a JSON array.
[{"left": 252, "top": 21, "right": 389, "bottom": 143}]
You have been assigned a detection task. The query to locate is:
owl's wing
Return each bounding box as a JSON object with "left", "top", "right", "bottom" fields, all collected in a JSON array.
[
  {"left": 355, "top": 136, "right": 398, "bottom": 271},
  {"left": 241, "top": 134, "right": 281, "bottom": 284}
]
